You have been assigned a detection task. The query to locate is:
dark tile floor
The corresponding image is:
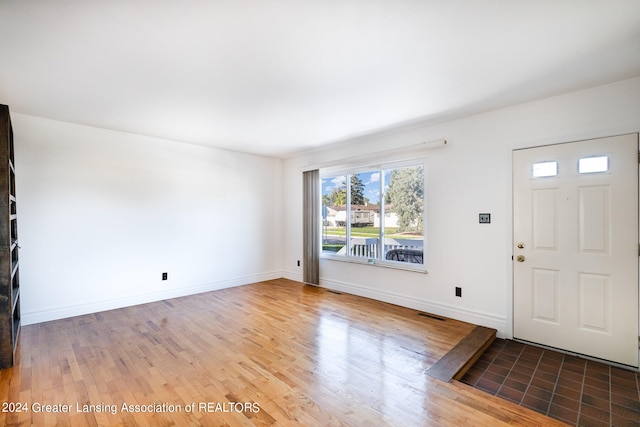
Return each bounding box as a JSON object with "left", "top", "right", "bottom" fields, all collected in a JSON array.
[{"left": 460, "top": 339, "right": 640, "bottom": 426}]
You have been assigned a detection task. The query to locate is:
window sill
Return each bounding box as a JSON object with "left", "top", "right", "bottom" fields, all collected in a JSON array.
[{"left": 321, "top": 253, "right": 428, "bottom": 274}]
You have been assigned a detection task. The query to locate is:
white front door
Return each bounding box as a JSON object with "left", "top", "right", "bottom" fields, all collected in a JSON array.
[{"left": 513, "top": 134, "right": 639, "bottom": 367}]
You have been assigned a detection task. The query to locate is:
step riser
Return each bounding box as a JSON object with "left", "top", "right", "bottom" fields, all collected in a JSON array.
[{"left": 428, "top": 326, "right": 497, "bottom": 382}]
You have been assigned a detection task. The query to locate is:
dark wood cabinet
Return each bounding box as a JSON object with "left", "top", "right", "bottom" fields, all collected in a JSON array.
[{"left": 0, "top": 104, "right": 20, "bottom": 368}]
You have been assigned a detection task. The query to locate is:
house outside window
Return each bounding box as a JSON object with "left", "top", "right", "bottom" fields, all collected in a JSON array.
[{"left": 321, "top": 160, "right": 425, "bottom": 270}]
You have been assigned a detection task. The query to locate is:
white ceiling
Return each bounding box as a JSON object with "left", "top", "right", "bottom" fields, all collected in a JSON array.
[{"left": 1, "top": 1, "right": 639, "bottom": 158}]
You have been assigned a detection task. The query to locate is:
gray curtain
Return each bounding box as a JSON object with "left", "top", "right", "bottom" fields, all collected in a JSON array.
[{"left": 303, "top": 169, "right": 320, "bottom": 285}]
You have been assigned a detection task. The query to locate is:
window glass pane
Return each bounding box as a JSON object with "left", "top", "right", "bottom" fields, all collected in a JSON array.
[
  {"left": 532, "top": 161, "right": 558, "bottom": 178},
  {"left": 349, "top": 171, "right": 379, "bottom": 259},
  {"left": 382, "top": 165, "right": 424, "bottom": 265},
  {"left": 321, "top": 175, "right": 346, "bottom": 255},
  {"left": 578, "top": 156, "right": 608, "bottom": 174}
]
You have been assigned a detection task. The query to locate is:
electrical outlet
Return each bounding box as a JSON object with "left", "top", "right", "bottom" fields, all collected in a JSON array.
[
  {"left": 455, "top": 287, "right": 462, "bottom": 297},
  {"left": 162, "top": 272, "right": 168, "bottom": 280},
  {"left": 479, "top": 213, "right": 491, "bottom": 224}
]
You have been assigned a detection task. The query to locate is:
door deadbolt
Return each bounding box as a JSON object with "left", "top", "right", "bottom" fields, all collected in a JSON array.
[
  {"left": 516, "top": 255, "right": 526, "bottom": 262},
  {"left": 517, "top": 242, "right": 525, "bottom": 249}
]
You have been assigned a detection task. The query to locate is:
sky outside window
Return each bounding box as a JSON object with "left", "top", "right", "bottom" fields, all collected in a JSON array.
[{"left": 322, "top": 171, "right": 381, "bottom": 205}]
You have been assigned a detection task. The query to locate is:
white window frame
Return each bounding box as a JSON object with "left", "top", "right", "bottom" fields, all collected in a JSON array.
[{"left": 320, "top": 158, "right": 427, "bottom": 273}]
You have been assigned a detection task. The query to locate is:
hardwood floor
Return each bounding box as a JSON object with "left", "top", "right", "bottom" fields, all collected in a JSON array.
[{"left": 0, "top": 279, "right": 564, "bottom": 426}]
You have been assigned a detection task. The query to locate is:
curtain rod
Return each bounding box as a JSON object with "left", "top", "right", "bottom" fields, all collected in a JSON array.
[{"left": 301, "top": 138, "right": 447, "bottom": 172}]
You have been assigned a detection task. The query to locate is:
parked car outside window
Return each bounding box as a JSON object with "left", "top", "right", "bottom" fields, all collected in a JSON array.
[{"left": 385, "top": 248, "right": 423, "bottom": 264}]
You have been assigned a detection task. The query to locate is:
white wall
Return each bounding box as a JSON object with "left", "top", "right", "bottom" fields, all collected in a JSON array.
[
  {"left": 282, "top": 77, "right": 640, "bottom": 338},
  {"left": 13, "top": 115, "right": 283, "bottom": 325}
]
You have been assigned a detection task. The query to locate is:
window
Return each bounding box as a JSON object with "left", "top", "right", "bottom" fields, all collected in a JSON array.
[
  {"left": 321, "top": 161, "right": 425, "bottom": 269},
  {"left": 578, "top": 155, "right": 608, "bottom": 174},
  {"left": 532, "top": 161, "right": 558, "bottom": 178}
]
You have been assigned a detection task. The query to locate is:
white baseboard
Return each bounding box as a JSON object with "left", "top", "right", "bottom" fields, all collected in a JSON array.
[
  {"left": 22, "top": 270, "right": 283, "bottom": 326},
  {"left": 24, "top": 271, "right": 508, "bottom": 338},
  {"left": 319, "top": 277, "right": 507, "bottom": 337},
  {"left": 282, "top": 269, "right": 303, "bottom": 283}
]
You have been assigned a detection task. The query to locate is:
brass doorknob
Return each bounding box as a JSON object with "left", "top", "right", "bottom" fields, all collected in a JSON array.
[
  {"left": 516, "top": 255, "right": 526, "bottom": 262},
  {"left": 517, "top": 242, "right": 525, "bottom": 249}
]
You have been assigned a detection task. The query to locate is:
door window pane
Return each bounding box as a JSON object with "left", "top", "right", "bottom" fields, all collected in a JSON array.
[
  {"left": 578, "top": 156, "right": 608, "bottom": 174},
  {"left": 532, "top": 161, "right": 558, "bottom": 178}
]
